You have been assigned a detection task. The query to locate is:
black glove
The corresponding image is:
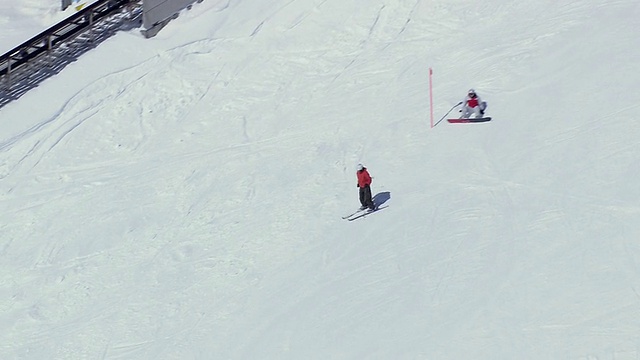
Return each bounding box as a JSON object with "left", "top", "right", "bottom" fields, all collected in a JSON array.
[
  {"left": 357, "top": 184, "right": 359, "bottom": 188},
  {"left": 480, "top": 110, "right": 485, "bottom": 115}
]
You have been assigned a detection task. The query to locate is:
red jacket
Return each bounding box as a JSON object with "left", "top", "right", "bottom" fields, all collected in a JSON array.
[
  {"left": 357, "top": 168, "right": 372, "bottom": 187},
  {"left": 464, "top": 95, "right": 481, "bottom": 108}
]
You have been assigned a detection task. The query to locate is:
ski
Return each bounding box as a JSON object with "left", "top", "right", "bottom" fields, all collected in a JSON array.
[
  {"left": 342, "top": 209, "right": 367, "bottom": 219},
  {"left": 447, "top": 117, "right": 492, "bottom": 123},
  {"left": 346, "top": 205, "right": 388, "bottom": 221}
]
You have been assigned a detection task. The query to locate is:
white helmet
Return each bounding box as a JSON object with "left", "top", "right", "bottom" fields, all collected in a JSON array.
[
  {"left": 357, "top": 163, "right": 364, "bottom": 171},
  {"left": 468, "top": 88, "right": 476, "bottom": 95}
]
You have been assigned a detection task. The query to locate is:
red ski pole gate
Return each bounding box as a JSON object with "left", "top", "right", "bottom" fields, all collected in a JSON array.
[{"left": 429, "top": 67, "right": 434, "bottom": 128}]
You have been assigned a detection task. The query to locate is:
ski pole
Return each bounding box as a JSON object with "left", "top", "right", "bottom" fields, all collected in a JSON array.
[{"left": 433, "top": 102, "right": 463, "bottom": 127}]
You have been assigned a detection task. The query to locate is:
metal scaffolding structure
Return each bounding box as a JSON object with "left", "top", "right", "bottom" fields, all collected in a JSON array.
[
  {"left": 0, "top": 0, "right": 201, "bottom": 107},
  {"left": 1, "top": 0, "right": 134, "bottom": 80}
]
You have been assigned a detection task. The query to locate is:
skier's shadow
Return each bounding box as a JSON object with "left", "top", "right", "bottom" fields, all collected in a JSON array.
[{"left": 372, "top": 191, "right": 391, "bottom": 208}]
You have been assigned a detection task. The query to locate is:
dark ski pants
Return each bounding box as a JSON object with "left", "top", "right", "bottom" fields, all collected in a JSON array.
[{"left": 359, "top": 185, "right": 375, "bottom": 210}]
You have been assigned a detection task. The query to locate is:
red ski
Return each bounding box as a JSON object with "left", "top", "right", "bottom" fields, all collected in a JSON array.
[{"left": 447, "top": 117, "right": 492, "bottom": 123}]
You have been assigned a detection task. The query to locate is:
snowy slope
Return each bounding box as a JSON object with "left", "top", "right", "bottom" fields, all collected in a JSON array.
[{"left": 1, "top": 0, "right": 640, "bottom": 359}]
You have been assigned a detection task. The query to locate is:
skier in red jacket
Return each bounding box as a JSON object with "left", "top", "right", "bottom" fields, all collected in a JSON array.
[
  {"left": 460, "top": 89, "right": 487, "bottom": 119},
  {"left": 356, "top": 163, "right": 375, "bottom": 211}
]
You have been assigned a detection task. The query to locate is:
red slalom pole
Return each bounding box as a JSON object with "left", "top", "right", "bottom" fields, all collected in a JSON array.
[{"left": 429, "top": 67, "right": 434, "bottom": 128}]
